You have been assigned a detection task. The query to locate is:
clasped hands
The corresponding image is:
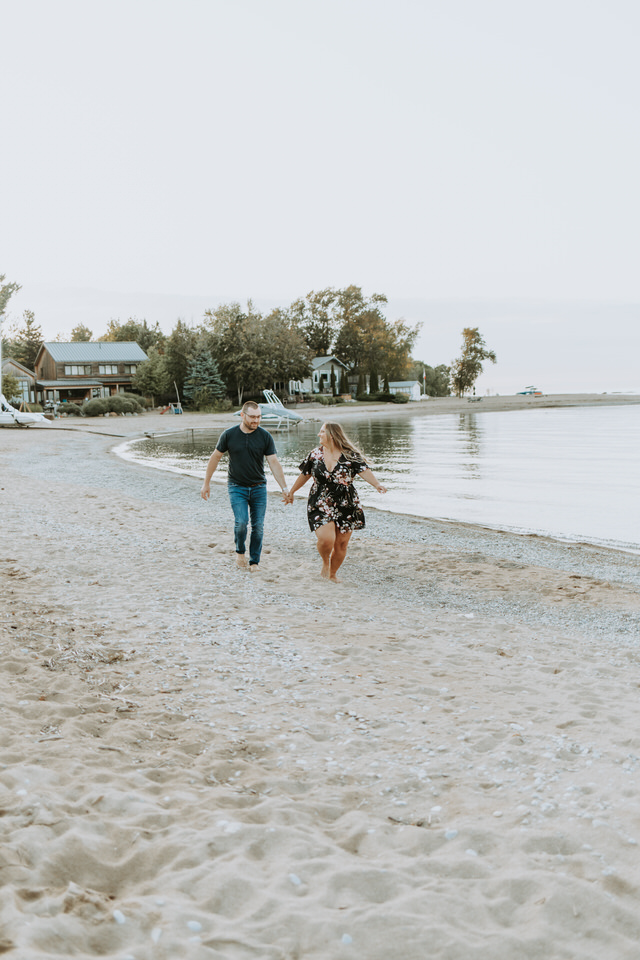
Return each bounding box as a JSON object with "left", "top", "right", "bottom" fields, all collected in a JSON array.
[{"left": 282, "top": 489, "right": 294, "bottom": 505}]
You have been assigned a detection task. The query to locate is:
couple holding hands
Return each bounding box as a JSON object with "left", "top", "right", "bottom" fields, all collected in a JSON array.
[{"left": 200, "top": 401, "right": 387, "bottom": 582}]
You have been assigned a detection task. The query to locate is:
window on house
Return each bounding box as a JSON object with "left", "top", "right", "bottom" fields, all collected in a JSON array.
[
  {"left": 123, "top": 364, "right": 137, "bottom": 374},
  {"left": 99, "top": 365, "right": 119, "bottom": 374},
  {"left": 64, "top": 365, "right": 92, "bottom": 375}
]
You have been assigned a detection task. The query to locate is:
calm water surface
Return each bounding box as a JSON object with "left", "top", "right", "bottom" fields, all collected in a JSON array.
[{"left": 123, "top": 405, "right": 640, "bottom": 552}]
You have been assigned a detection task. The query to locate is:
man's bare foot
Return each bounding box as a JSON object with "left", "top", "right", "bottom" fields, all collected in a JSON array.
[
  {"left": 235, "top": 553, "right": 248, "bottom": 569},
  {"left": 249, "top": 563, "right": 259, "bottom": 572}
]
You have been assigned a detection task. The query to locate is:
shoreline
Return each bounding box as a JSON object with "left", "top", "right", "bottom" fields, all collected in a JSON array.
[
  {"left": 107, "top": 394, "right": 640, "bottom": 557},
  {"left": 26, "top": 390, "right": 640, "bottom": 439},
  {"left": 1, "top": 423, "right": 640, "bottom": 957},
  {"left": 117, "top": 433, "right": 640, "bottom": 558}
]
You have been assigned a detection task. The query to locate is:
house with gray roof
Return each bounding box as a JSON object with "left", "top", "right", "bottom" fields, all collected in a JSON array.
[
  {"left": 34, "top": 342, "right": 148, "bottom": 404},
  {"left": 299, "top": 355, "right": 349, "bottom": 395}
]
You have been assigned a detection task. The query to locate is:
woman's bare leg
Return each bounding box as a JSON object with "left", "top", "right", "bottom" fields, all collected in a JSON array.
[
  {"left": 315, "top": 523, "right": 336, "bottom": 579},
  {"left": 329, "top": 529, "right": 352, "bottom": 582}
]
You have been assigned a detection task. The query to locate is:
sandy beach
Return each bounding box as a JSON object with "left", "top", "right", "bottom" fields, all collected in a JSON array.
[{"left": 2, "top": 396, "right": 640, "bottom": 959}]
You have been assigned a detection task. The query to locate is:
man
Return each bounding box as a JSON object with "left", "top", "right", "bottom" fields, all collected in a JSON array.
[{"left": 200, "top": 401, "right": 289, "bottom": 571}]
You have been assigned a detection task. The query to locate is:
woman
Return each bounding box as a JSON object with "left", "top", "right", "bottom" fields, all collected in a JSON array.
[{"left": 284, "top": 422, "right": 387, "bottom": 581}]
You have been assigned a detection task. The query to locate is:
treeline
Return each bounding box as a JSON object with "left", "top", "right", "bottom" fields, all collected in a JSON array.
[{"left": 2, "top": 277, "right": 471, "bottom": 405}]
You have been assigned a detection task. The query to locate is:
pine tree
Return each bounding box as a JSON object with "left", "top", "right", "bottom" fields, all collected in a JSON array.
[
  {"left": 12, "top": 310, "right": 43, "bottom": 370},
  {"left": 183, "top": 350, "right": 226, "bottom": 408},
  {"left": 369, "top": 369, "right": 379, "bottom": 394},
  {"left": 339, "top": 368, "right": 349, "bottom": 394},
  {"left": 383, "top": 373, "right": 390, "bottom": 393},
  {"left": 330, "top": 365, "right": 337, "bottom": 396}
]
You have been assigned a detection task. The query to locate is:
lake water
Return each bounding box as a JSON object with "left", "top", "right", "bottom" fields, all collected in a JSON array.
[{"left": 120, "top": 405, "right": 640, "bottom": 552}]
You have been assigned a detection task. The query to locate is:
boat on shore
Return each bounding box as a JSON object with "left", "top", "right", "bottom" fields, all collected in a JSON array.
[
  {"left": 234, "top": 390, "right": 304, "bottom": 430},
  {"left": 0, "top": 394, "right": 51, "bottom": 427}
]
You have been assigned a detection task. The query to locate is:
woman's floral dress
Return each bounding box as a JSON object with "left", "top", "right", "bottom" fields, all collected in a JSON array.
[{"left": 298, "top": 446, "right": 368, "bottom": 532}]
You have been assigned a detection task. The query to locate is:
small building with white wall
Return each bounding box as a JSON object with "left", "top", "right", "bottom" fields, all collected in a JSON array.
[{"left": 388, "top": 380, "right": 423, "bottom": 401}]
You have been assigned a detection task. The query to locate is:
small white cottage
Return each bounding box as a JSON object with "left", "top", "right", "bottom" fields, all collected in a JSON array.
[
  {"left": 299, "top": 356, "right": 349, "bottom": 395},
  {"left": 388, "top": 380, "right": 423, "bottom": 401}
]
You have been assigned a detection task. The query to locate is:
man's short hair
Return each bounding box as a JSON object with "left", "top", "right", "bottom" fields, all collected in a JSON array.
[{"left": 241, "top": 401, "right": 261, "bottom": 414}]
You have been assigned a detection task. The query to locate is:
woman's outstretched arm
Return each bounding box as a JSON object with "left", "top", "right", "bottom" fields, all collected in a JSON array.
[{"left": 359, "top": 468, "right": 387, "bottom": 494}]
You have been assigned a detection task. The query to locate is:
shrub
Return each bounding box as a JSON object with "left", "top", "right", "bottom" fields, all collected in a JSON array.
[
  {"left": 392, "top": 392, "right": 409, "bottom": 403},
  {"left": 107, "top": 395, "right": 142, "bottom": 415},
  {"left": 83, "top": 398, "right": 109, "bottom": 416},
  {"left": 317, "top": 395, "right": 344, "bottom": 405},
  {"left": 61, "top": 403, "right": 84, "bottom": 416},
  {"left": 23, "top": 402, "right": 44, "bottom": 412},
  {"left": 124, "top": 393, "right": 149, "bottom": 408},
  {"left": 370, "top": 392, "right": 395, "bottom": 403},
  {"left": 192, "top": 397, "right": 234, "bottom": 413}
]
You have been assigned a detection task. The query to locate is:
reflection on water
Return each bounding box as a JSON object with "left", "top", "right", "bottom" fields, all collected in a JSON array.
[
  {"left": 457, "top": 414, "right": 482, "bottom": 477},
  {"left": 125, "top": 405, "right": 640, "bottom": 550}
]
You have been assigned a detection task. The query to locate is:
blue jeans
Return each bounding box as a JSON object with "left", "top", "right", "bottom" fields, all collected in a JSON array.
[{"left": 227, "top": 483, "right": 268, "bottom": 566}]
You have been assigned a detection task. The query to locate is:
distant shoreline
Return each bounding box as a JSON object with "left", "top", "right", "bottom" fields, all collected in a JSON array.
[{"left": 38, "top": 391, "right": 640, "bottom": 439}]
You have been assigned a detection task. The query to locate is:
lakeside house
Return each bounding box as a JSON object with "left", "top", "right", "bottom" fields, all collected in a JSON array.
[
  {"left": 295, "top": 356, "right": 350, "bottom": 396},
  {"left": 34, "top": 342, "right": 148, "bottom": 405},
  {"left": 388, "top": 380, "right": 423, "bottom": 401},
  {"left": 1, "top": 358, "right": 38, "bottom": 404}
]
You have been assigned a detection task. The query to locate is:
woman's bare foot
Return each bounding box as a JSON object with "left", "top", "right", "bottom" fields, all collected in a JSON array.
[
  {"left": 329, "top": 574, "right": 341, "bottom": 583},
  {"left": 320, "top": 562, "right": 331, "bottom": 579}
]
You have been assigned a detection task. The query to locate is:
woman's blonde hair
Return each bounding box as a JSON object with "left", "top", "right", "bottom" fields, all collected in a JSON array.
[{"left": 322, "top": 422, "right": 365, "bottom": 462}]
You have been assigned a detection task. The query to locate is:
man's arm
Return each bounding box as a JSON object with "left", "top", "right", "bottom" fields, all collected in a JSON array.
[
  {"left": 266, "top": 454, "right": 289, "bottom": 495},
  {"left": 200, "top": 449, "right": 224, "bottom": 500}
]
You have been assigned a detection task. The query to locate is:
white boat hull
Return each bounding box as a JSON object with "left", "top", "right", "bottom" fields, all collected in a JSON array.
[{"left": 0, "top": 394, "right": 50, "bottom": 427}]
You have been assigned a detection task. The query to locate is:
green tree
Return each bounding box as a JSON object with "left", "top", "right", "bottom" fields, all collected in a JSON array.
[
  {"left": 450, "top": 328, "right": 496, "bottom": 397},
  {"left": 332, "top": 287, "right": 420, "bottom": 382},
  {"left": 183, "top": 350, "right": 226, "bottom": 408},
  {"left": 1, "top": 370, "right": 20, "bottom": 403},
  {"left": 339, "top": 368, "right": 349, "bottom": 394},
  {"left": 288, "top": 288, "right": 339, "bottom": 355},
  {"left": 1, "top": 276, "right": 22, "bottom": 393},
  {"left": 132, "top": 346, "right": 170, "bottom": 405},
  {"left": 369, "top": 369, "right": 379, "bottom": 393},
  {"left": 409, "top": 361, "right": 451, "bottom": 397},
  {"left": 164, "top": 319, "right": 198, "bottom": 402},
  {"left": 203, "top": 302, "right": 311, "bottom": 404},
  {"left": 0, "top": 274, "right": 21, "bottom": 319},
  {"left": 100, "top": 317, "right": 165, "bottom": 351},
  {"left": 260, "top": 308, "right": 312, "bottom": 386},
  {"left": 10, "top": 310, "right": 43, "bottom": 369},
  {"left": 70, "top": 324, "right": 93, "bottom": 341},
  {"left": 203, "top": 302, "right": 269, "bottom": 405},
  {"left": 330, "top": 365, "right": 338, "bottom": 396}
]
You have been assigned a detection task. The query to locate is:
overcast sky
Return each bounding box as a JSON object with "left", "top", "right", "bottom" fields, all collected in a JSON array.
[{"left": 2, "top": 0, "right": 639, "bottom": 393}]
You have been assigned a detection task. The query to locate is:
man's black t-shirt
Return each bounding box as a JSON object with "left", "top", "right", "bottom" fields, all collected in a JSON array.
[{"left": 216, "top": 425, "right": 276, "bottom": 486}]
